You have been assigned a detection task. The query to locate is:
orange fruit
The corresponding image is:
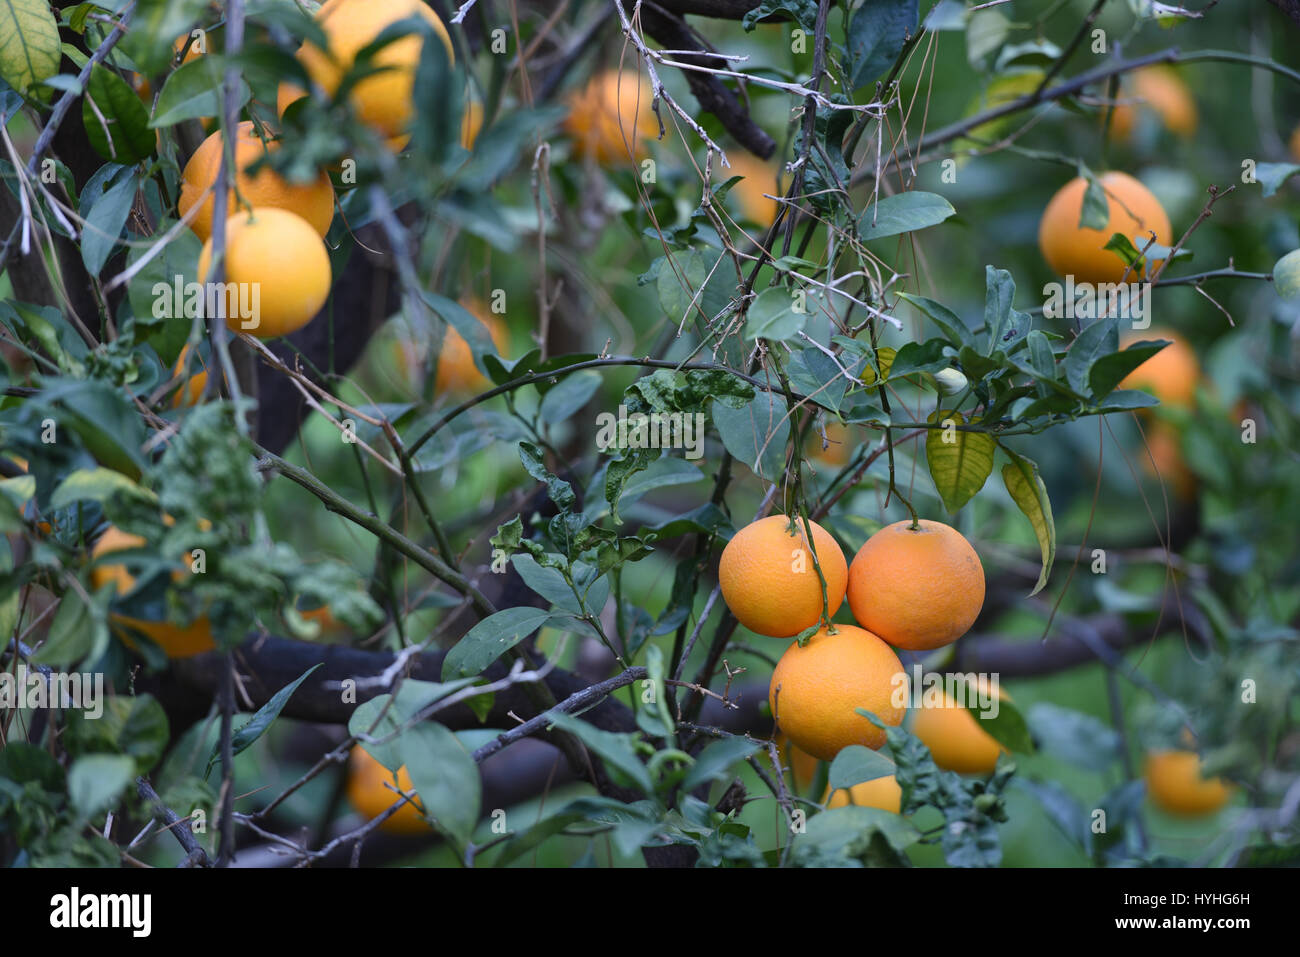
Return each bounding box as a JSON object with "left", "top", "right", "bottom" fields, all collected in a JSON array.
[
  {"left": 725, "top": 153, "right": 781, "bottom": 226},
  {"left": 1109, "top": 66, "right": 1198, "bottom": 141},
  {"left": 289, "top": 0, "right": 453, "bottom": 148},
  {"left": 824, "top": 774, "right": 902, "bottom": 813},
  {"left": 846, "top": 520, "right": 985, "bottom": 652},
  {"left": 433, "top": 301, "right": 510, "bottom": 394},
  {"left": 197, "top": 208, "right": 332, "bottom": 339},
  {"left": 718, "top": 514, "right": 848, "bottom": 638},
  {"left": 1291, "top": 125, "right": 1300, "bottom": 164},
  {"left": 171, "top": 343, "right": 210, "bottom": 407},
  {"left": 90, "top": 525, "right": 215, "bottom": 659},
  {"left": 345, "top": 745, "right": 430, "bottom": 834},
  {"left": 1119, "top": 328, "right": 1200, "bottom": 410},
  {"left": 563, "top": 70, "right": 657, "bottom": 164},
  {"left": 768, "top": 624, "right": 906, "bottom": 761},
  {"left": 911, "top": 678, "right": 1008, "bottom": 775},
  {"left": 1038, "top": 172, "right": 1173, "bottom": 284},
  {"left": 1144, "top": 749, "right": 1232, "bottom": 816},
  {"left": 178, "top": 121, "right": 335, "bottom": 242}
]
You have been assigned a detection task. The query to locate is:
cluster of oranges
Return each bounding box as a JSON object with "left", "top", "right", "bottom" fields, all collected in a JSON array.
[{"left": 718, "top": 514, "right": 996, "bottom": 811}]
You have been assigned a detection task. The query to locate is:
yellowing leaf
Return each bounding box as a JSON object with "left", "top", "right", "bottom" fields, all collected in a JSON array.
[
  {"left": 0, "top": 0, "right": 61, "bottom": 93},
  {"left": 925, "top": 409, "right": 995, "bottom": 513},
  {"left": 1001, "top": 448, "right": 1055, "bottom": 596}
]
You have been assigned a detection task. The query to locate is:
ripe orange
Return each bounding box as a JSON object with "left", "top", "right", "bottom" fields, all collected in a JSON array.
[
  {"left": 433, "top": 300, "right": 510, "bottom": 394},
  {"left": 1144, "top": 749, "right": 1232, "bottom": 816},
  {"left": 171, "top": 343, "right": 210, "bottom": 407},
  {"left": 1291, "top": 125, "right": 1300, "bottom": 164},
  {"left": 90, "top": 525, "right": 215, "bottom": 659},
  {"left": 725, "top": 153, "right": 781, "bottom": 227},
  {"left": 911, "top": 679, "right": 1008, "bottom": 775},
  {"left": 1038, "top": 172, "right": 1173, "bottom": 284},
  {"left": 563, "top": 70, "right": 658, "bottom": 164},
  {"left": 718, "top": 514, "right": 848, "bottom": 638},
  {"left": 345, "top": 745, "right": 430, "bottom": 834},
  {"left": 289, "top": 0, "right": 453, "bottom": 148},
  {"left": 768, "top": 624, "right": 906, "bottom": 761},
  {"left": 1109, "top": 66, "right": 1198, "bottom": 141},
  {"left": 824, "top": 774, "right": 902, "bottom": 813},
  {"left": 1120, "top": 328, "right": 1200, "bottom": 410},
  {"left": 846, "top": 520, "right": 985, "bottom": 652},
  {"left": 196, "top": 208, "right": 332, "bottom": 339},
  {"left": 178, "top": 121, "right": 335, "bottom": 242}
]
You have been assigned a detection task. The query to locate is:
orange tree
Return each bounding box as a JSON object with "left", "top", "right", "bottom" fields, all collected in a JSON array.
[{"left": 1, "top": 0, "right": 1298, "bottom": 869}]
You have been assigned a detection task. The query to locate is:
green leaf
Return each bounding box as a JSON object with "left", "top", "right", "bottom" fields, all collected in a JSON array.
[
  {"left": 885, "top": 338, "right": 949, "bottom": 380},
  {"left": 68, "top": 754, "right": 135, "bottom": 821},
  {"left": 786, "top": 346, "right": 853, "bottom": 412},
  {"left": 828, "top": 745, "right": 896, "bottom": 789},
  {"left": 539, "top": 370, "right": 601, "bottom": 423},
  {"left": 680, "top": 736, "right": 761, "bottom": 792},
  {"left": 546, "top": 711, "right": 654, "bottom": 795},
  {"left": 925, "top": 410, "right": 995, "bottom": 513},
  {"left": 0, "top": 0, "right": 60, "bottom": 93},
  {"left": 898, "top": 292, "right": 974, "bottom": 349},
  {"left": 966, "top": 8, "right": 1010, "bottom": 67},
  {"left": 846, "top": 0, "right": 918, "bottom": 89},
  {"left": 956, "top": 681, "right": 1034, "bottom": 754},
  {"left": 999, "top": 449, "right": 1055, "bottom": 596},
  {"left": 744, "top": 286, "right": 807, "bottom": 342},
  {"left": 1025, "top": 703, "right": 1120, "bottom": 771},
  {"left": 400, "top": 720, "right": 480, "bottom": 847},
  {"left": 151, "top": 55, "right": 248, "bottom": 127},
  {"left": 204, "top": 664, "right": 321, "bottom": 778},
  {"left": 1079, "top": 172, "right": 1109, "bottom": 230},
  {"left": 1087, "top": 338, "right": 1167, "bottom": 399},
  {"left": 859, "top": 191, "right": 956, "bottom": 242},
  {"left": 64, "top": 694, "right": 170, "bottom": 775},
  {"left": 422, "top": 291, "right": 501, "bottom": 377},
  {"left": 409, "top": 15, "right": 462, "bottom": 164},
  {"left": 121, "top": 0, "right": 211, "bottom": 75},
  {"left": 711, "top": 390, "right": 789, "bottom": 481},
  {"left": 741, "top": 0, "right": 819, "bottom": 32},
  {"left": 80, "top": 164, "right": 140, "bottom": 276},
  {"left": 518, "top": 441, "right": 575, "bottom": 511},
  {"left": 1255, "top": 162, "right": 1300, "bottom": 198},
  {"left": 34, "top": 590, "right": 108, "bottom": 668},
  {"left": 82, "top": 65, "right": 155, "bottom": 164},
  {"left": 51, "top": 468, "right": 156, "bottom": 510},
  {"left": 1063, "top": 317, "right": 1118, "bottom": 395},
  {"left": 441, "top": 606, "right": 554, "bottom": 679}
]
